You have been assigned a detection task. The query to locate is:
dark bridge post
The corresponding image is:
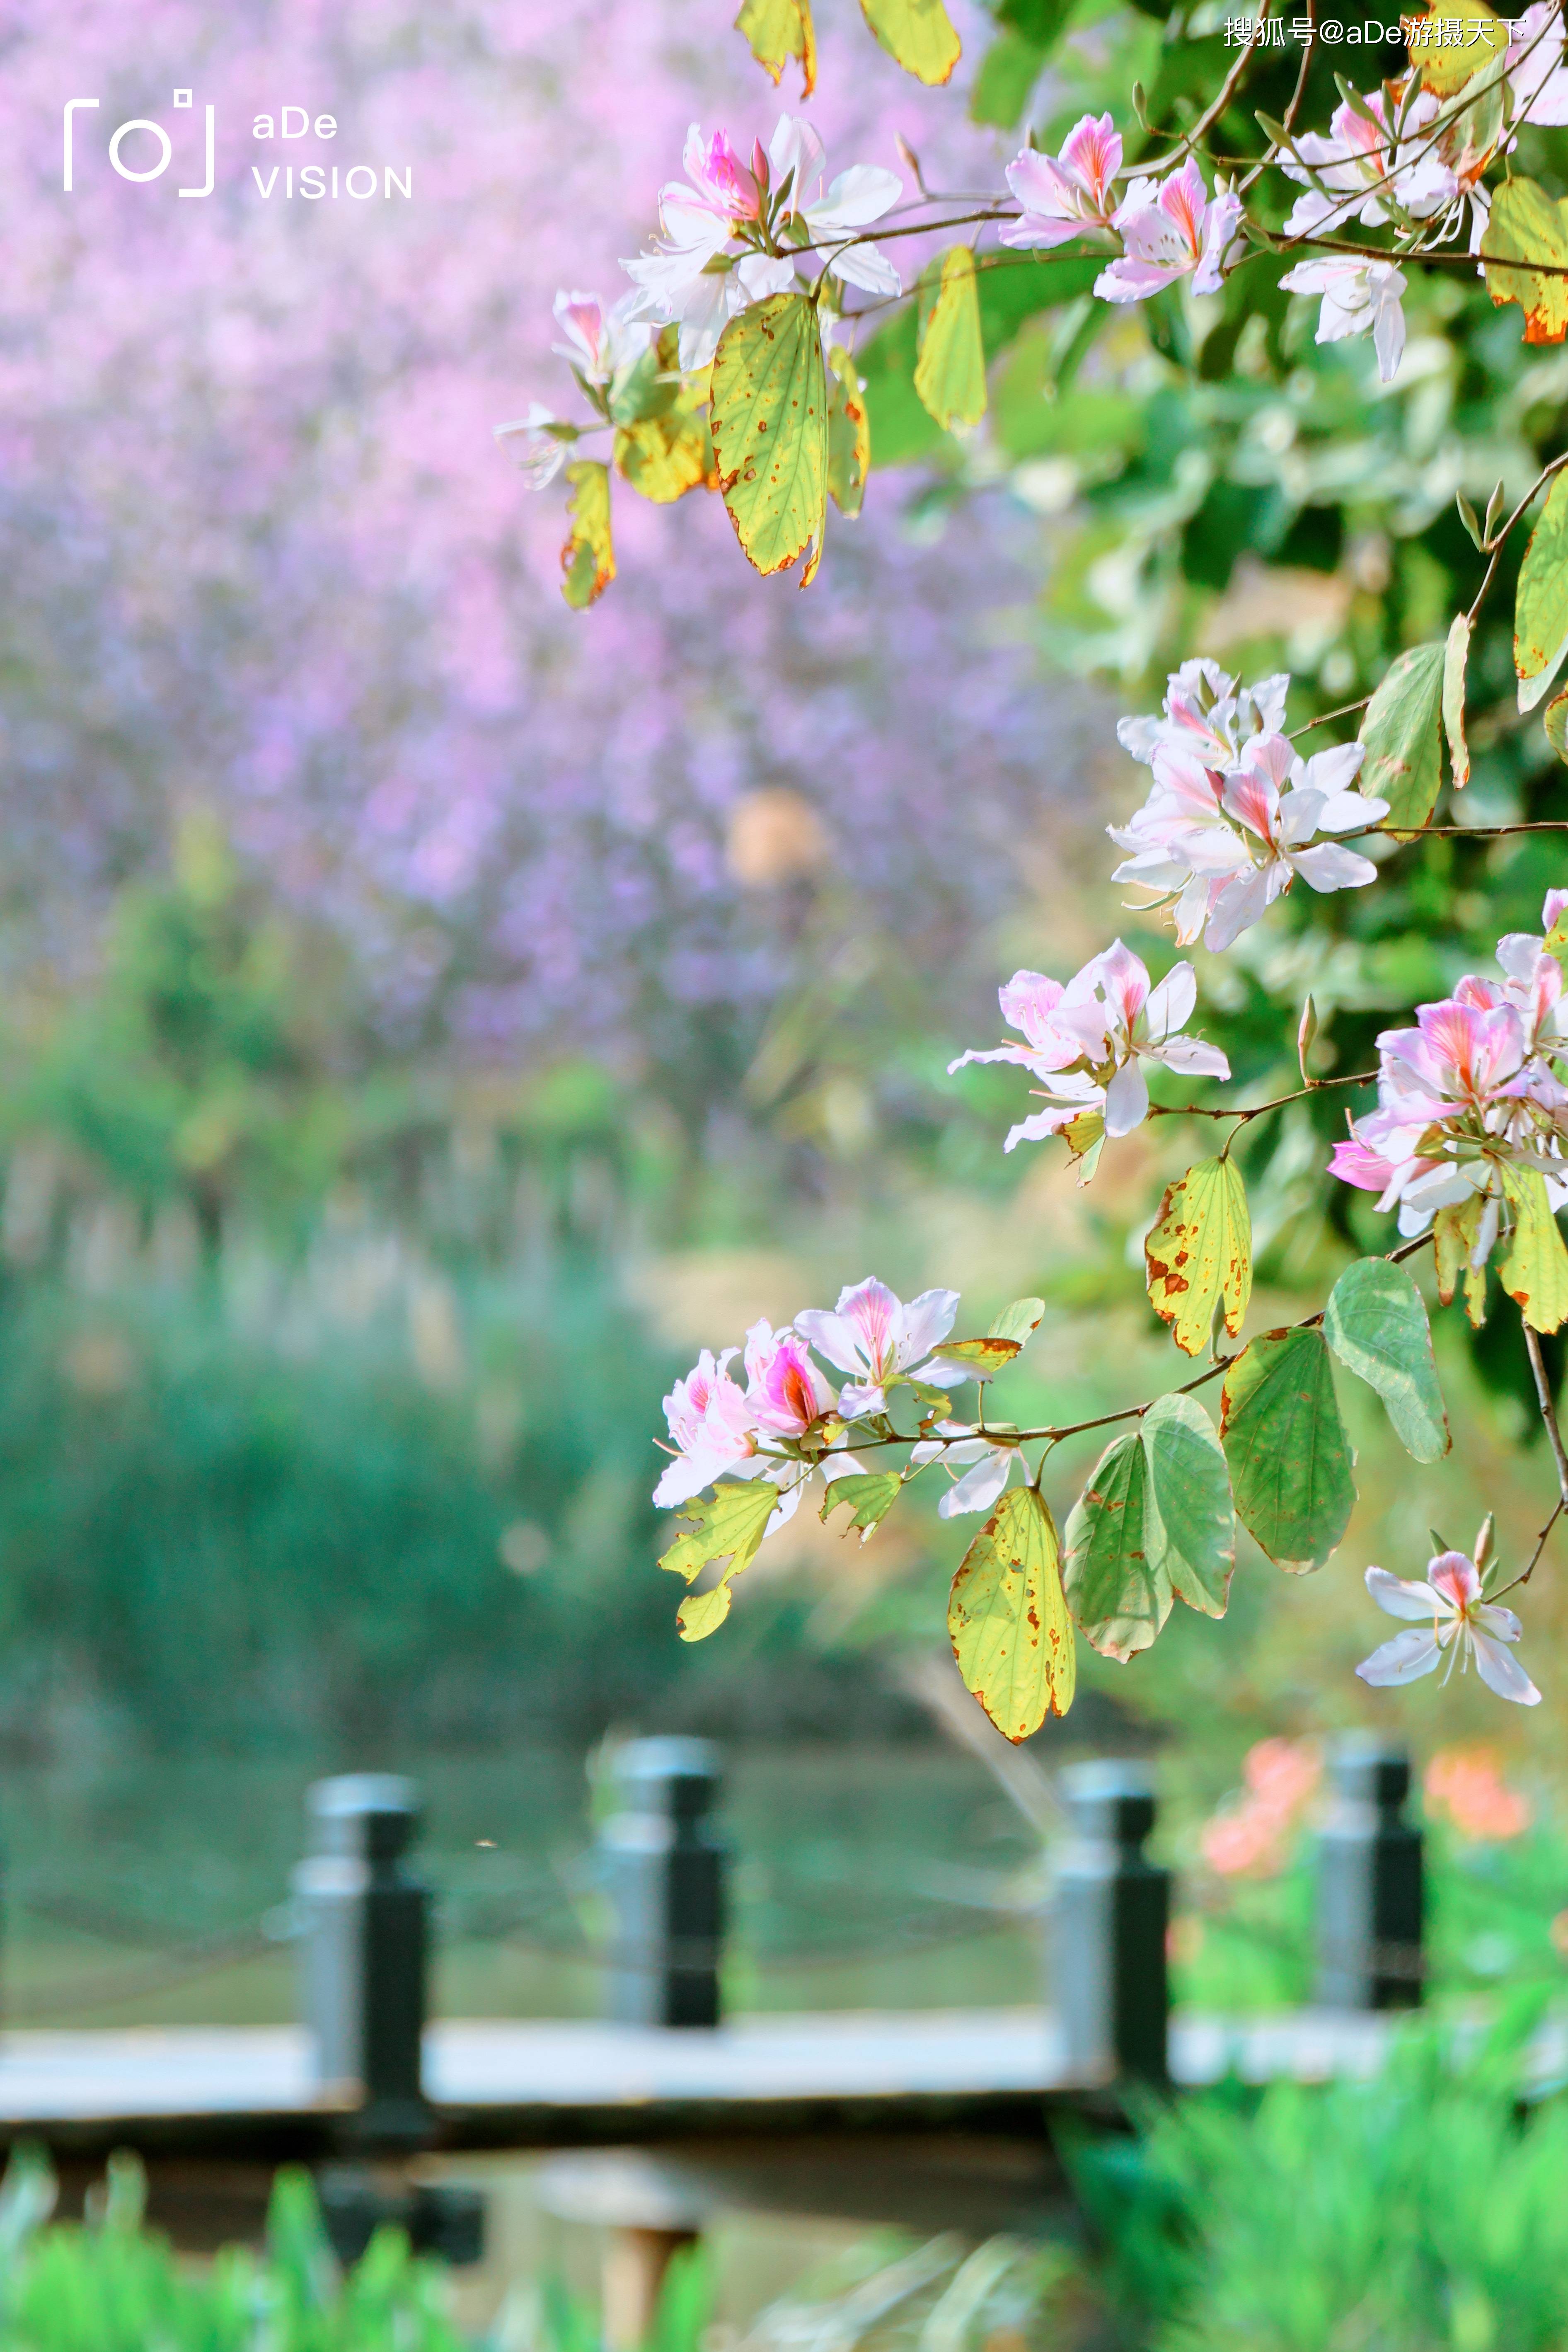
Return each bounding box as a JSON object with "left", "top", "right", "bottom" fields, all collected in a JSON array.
[
  {"left": 600, "top": 1739, "right": 725, "bottom": 2029},
  {"left": 294, "top": 1774, "right": 430, "bottom": 2142},
  {"left": 1050, "top": 1759, "right": 1169, "bottom": 2085},
  {"left": 1315, "top": 1738, "right": 1423, "bottom": 2010}
]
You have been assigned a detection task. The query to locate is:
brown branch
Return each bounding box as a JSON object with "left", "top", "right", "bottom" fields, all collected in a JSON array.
[
  {"left": 1147, "top": 1069, "right": 1376, "bottom": 1123},
  {"left": 1489, "top": 1321, "right": 1568, "bottom": 1599}
]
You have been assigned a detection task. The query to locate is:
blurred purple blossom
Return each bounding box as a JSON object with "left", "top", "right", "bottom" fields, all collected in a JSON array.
[{"left": 0, "top": 0, "right": 1098, "bottom": 1067}]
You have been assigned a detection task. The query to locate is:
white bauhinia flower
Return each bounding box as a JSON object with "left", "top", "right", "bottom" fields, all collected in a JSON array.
[
  {"left": 1356, "top": 1548, "right": 1540, "bottom": 1706},
  {"left": 1280, "top": 89, "right": 1454, "bottom": 235},
  {"left": 1201, "top": 733, "right": 1389, "bottom": 950},
  {"left": 653, "top": 1347, "right": 759, "bottom": 1507},
  {"left": 910, "top": 1421, "right": 1024, "bottom": 1516},
  {"left": 1507, "top": 1, "right": 1568, "bottom": 127},
  {"left": 550, "top": 288, "right": 651, "bottom": 387},
  {"left": 1278, "top": 252, "right": 1408, "bottom": 384},
  {"left": 794, "top": 1278, "right": 965, "bottom": 1417},
  {"left": 492, "top": 401, "right": 572, "bottom": 492},
  {"left": 1117, "top": 658, "right": 1289, "bottom": 769}
]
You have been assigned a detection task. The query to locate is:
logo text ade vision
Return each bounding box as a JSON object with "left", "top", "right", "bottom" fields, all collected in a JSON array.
[{"left": 62, "top": 94, "right": 412, "bottom": 200}]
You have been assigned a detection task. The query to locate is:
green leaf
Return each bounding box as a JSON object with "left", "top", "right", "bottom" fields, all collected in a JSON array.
[
  {"left": 859, "top": 0, "right": 961, "bottom": 83},
  {"left": 1433, "top": 1196, "right": 1489, "bottom": 1329},
  {"left": 1063, "top": 1394, "right": 1235, "bottom": 1661},
  {"left": 1443, "top": 611, "right": 1471, "bottom": 790},
  {"left": 1357, "top": 642, "right": 1445, "bottom": 833},
  {"left": 560, "top": 462, "right": 615, "bottom": 610},
  {"left": 939, "top": 1335, "right": 1022, "bottom": 1376},
  {"left": 658, "top": 1478, "right": 782, "bottom": 1640},
  {"left": 1482, "top": 178, "right": 1568, "bottom": 349},
  {"left": 612, "top": 356, "right": 716, "bottom": 504},
  {"left": 948, "top": 1485, "right": 1074, "bottom": 1740},
  {"left": 989, "top": 1296, "right": 1046, "bottom": 1346},
  {"left": 1515, "top": 471, "right": 1568, "bottom": 714},
  {"left": 820, "top": 1470, "right": 903, "bottom": 1542},
  {"left": 710, "top": 293, "right": 828, "bottom": 579},
  {"left": 1546, "top": 685, "right": 1568, "bottom": 765},
  {"left": 1499, "top": 1166, "right": 1568, "bottom": 1333},
  {"left": 970, "top": 29, "right": 1046, "bottom": 126},
  {"left": 1324, "top": 1257, "right": 1450, "bottom": 1463},
  {"left": 1144, "top": 1156, "right": 1252, "bottom": 1357},
  {"left": 735, "top": 0, "right": 817, "bottom": 92},
  {"left": 914, "top": 249, "right": 987, "bottom": 431},
  {"left": 826, "top": 345, "right": 870, "bottom": 516},
  {"left": 1220, "top": 1328, "right": 1355, "bottom": 1572}
]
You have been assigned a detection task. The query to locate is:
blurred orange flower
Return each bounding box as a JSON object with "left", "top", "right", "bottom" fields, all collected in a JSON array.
[
  {"left": 1424, "top": 1746, "right": 1531, "bottom": 1842},
  {"left": 1200, "top": 1737, "right": 1323, "bottom": 1878}
]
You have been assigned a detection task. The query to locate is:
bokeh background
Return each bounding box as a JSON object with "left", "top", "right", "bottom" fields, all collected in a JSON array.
[{"left": 0, "top": 0, "right": 1565, "bottom": 2061}]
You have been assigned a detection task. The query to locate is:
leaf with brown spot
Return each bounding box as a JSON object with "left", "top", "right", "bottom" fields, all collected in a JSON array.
[
  {"left": 948, "top": 1485, "right": 1073, "bottom": 1740},
  {"left": 1500, "top": 1165, "right": 1568, "bottom": 1333},
  {"left": 560, "top": 461, "right": 615, "bottom": 609},
  {"left": 1063, "top": 1395, "right": 1234, "bottom": 1661},
  {"left": 939, "top": 1336, "right": 1023, "bottom": 1377},
  {"left": 1433, "top": 1196, "right": 1488, "bottom": 1327},
  {"left": 1482, "top": 177, "right": 1568, "bottom": 347},
  {"left": 827, "top": 345, "right": 871, "bottom": 516},
  {"left": 735, "top": 0, "right": 817, "bottom": 93},
  {"left": 710, "top": 293, "right": 828, "bottom": 579},
  {"left": 1515, "top": 470, "right": 1568, "bottom": 713},
  {"left": 1144, "top": 1156, "right": 1252, "bottom": 1356}
]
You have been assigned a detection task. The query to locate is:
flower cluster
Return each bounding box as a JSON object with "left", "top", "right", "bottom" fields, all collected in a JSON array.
[
  {"left": 1331, "top": 891, "right": 1568, "bottom": 1264},
  {"left": 1006, "top": 124, "right": 1240, "bottom": 302},
  {"left": 1110, "top": 660, "right": 1389, "bottom": 952},
  {"left": 622, "top": 116, "right": 901, "bottom": 367},
  {"left": 1357, "top": 1533, "right": 1541, "bottom": 1706},
  {"left": 1199, "top": 1737, "right": 1322, "bottom": 1877},
  {"left": 654, "top": 1277, "right": 967, "bottom": 1516},
  {"left": 1424, "top": 1745, "right": 1533, "bottom": 1840},
  {"left": 949, "top": 940, "right": 1229, "bottom": 1171}
]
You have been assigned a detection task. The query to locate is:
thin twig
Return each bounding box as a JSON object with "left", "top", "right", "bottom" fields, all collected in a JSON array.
[
  {"left": 1147, "top": 1069, "right": 1376, "bottom": 1122},
  {"left": 1489, "top": 1323, "right": 1568, "bottom": 1598}
]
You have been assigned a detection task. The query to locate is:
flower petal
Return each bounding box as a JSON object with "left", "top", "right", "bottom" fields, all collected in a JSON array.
[
  {"left": 1355, "top": 1627, "right": 1442, "bottom": 1686},
  {"left": 1470, "top": 1629, "right": 1542, "bottom": 1706}
]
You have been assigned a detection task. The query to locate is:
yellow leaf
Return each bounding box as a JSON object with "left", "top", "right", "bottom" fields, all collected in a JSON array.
[
  {"left": 1482, "top": 178, "right": 1568, "bottom": 347},
  {"left": 1401, "top": 0, "right": 1507, "bottom": 92},
  {"left": 658, "top": 1477, "right": 782, "bottom": 1642},
  {"left": 948, "top": 1485, "right": 1074, "bottom": 1741},
  {"left": 860, "top": 0, "right": 961, "bottom": 81},
  {"left": 1515, "top": 470, "right": 1568, "bottom": 712},
  {"left": 1500, "top": 1167, "right": 1568, "bottom": 1333},
  {"left": 1144, "top": 1156, "right": 1253, "bottom": 1356},
  {"left": 1433, "top": 1196, "right": 1488, "bottom": 1327},
  {"left": 736, "top": 0, "right": 817, "bottom": 93},
  {"left": 710, "top": 293, "right": 828, "bottom": 579},
  {"left": 1545, "top": 684, "right": 1568, "bottom": 767},
  {"left": 827, "top": 346, "right": 871, "bottom": 517},
  {"left": 1443, "top": 612, "right": 1471, "bottom": 788},
  {"left": 913, "top": 248, "right": 987, "bottom": 431},
  {"left": 613, "top": 407, "right": 716, "bottom": 503},
  {"left": 560, "top": 461, "right": 615, "bottom": 610}
]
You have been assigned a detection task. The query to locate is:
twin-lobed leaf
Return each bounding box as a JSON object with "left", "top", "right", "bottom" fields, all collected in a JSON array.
[
  {"left": 826, "top": 346, "right": 871, "bottom": 517},
  {"left": 710, "top": 294, "right": 828, "bottom": 580},
  {"left": 560, "top": 462, "right": 615, "bottom": 609},
  {"left": 1482, "top": 178, "right": 1568, "bottom": 347},
  {"left": 1514, "top": 470, "right": 1568, "bottom": 714},
  {"left": 821, "top": 1470, "right": 903, "bottom": 1542},
  {"left": 948, "top": 1484, "right": 1074, "bottom": 1740},
  {"left": 913, "top": 249, "right": 988, "bottom": 431},
  {"left": 1357, "top": 642, "right": 1445, "bottom": 832},
  {"left": 1220, "top": 1327, "right": 1354, "bottom": 1572},
  {"left": 1499, "top": 1166, "right": 1568, "bottom": 1333},
  {"left": 1323, "top": 1257, "right": 1449, "bottom": 1462},
  {"left": 1063, "top": 1394, "right": 1235, "bottom": 1662},
  {"left": 735, "top": 0, "right": 817, "bottom": 92},
  {"left": 859, "top": 0, "right": 962, "bottom": 83},
  {"left": 940, "top": 1335, "right": 1023, "bottom": 1376},
  {"left": 659, "top": 1477, "right": 782, "bottom": 1640},
  {"left": 1144, "top": 1156, "right": 1252, "bottom": 1356}
]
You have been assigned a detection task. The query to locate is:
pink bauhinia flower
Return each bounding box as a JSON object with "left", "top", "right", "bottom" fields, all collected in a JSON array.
[
  {"left": 1095, "top": 159, "right": 1243, "bottom": 304},
  {"left": 794, "top": 1278, "right": 965, "bottom": 1417},
  {"left": 549, "top": 288, "right": 651, "bottom": 387},
  {"left": 952, "top": 942, "right": 1229, "bottom": 1151},
  {"left": 1281, "top": 89, "right": 1454, "bottom": 235},
  {"left": 743, "top": 1319, "right": 837, "bottom": 1436},
  {"left": 1357, "top": 1546, "right": 1541, "bottom": 1706},
  {"left": 1278, "top": 254, "right": 1407, "bottom": 385},
  {"left": 653, "top": 1347, "right": 758, "bottom": 1506},
  {"left": 1003, "top": 114, "right": 1122, "bottom": 248},
  {"left": 1507, "top": 2, "right": 1568, "bottom": 126}
]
